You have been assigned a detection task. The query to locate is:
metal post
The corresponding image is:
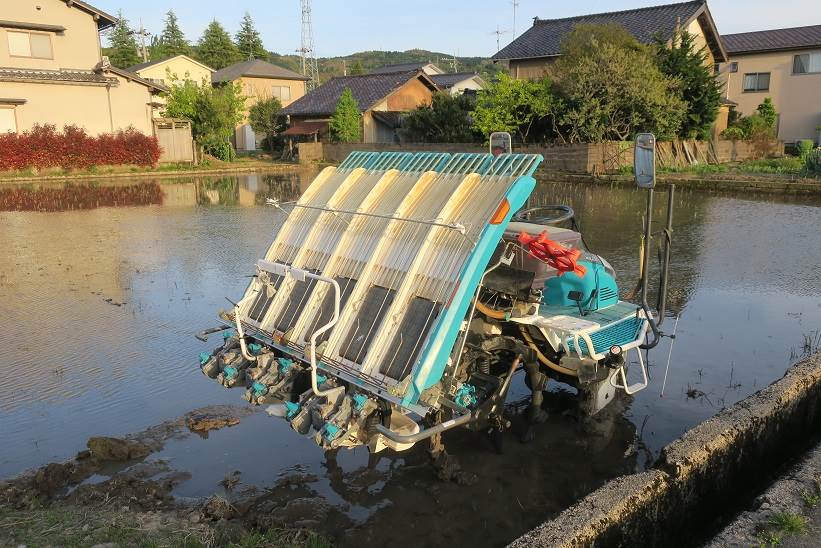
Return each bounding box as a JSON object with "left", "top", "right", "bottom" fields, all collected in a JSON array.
[
  {"left": 656, "top": 184, "right": 674, "bottom": 327},
  {"left": 640, "top": 188, "right": 654, "bottom": 306}
]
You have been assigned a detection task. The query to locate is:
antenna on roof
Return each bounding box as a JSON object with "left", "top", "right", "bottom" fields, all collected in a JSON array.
[
  {"left": 489, "top": 25, "right": 511, "bottom": 53},
  {"left": 298, "top": 0, "right": 320, "bottom": 90},
  {"left": 511, "top": 0, "right": 520, "bottom": 39}
]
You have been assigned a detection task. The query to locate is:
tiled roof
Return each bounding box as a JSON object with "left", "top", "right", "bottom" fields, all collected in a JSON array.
[
  {"left": 370, "top": 61, "right": 439, "bottom": 74},
  {"left": 0, "top": 67, "right": 115, "bottom": 85},
  {"left": 212, "top": 59, "right": 308, "bottom": 83},
  {"left": 430, "top": 72, "right": 481, "bottom": 89},
  {"left": 493, "top": 0, "right": 706, "bottom": 60},
  {"left": 106, "top": 66, "right": 170, "bottom": 92},
  {"left": 282, "top": 70, "right": 436, "bottom": 117},
  {"left": 722, "top": 25, "right": 821, "bottom": 55},
  {"left": 281, "top": 121, "right": 328, "bottom": 136}
]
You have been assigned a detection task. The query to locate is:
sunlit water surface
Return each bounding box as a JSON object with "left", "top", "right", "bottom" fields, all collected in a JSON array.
[{"left": 1, "top": 170, "right": 820, "bottom": 546}]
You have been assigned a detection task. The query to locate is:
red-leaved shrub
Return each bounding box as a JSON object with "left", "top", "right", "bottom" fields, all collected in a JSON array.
[{"left": 0, "top": 124, "right": 161, "bottom": 171}]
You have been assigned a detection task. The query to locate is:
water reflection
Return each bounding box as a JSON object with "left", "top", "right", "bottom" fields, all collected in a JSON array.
[
  {"left": 1, "top": 170, "right": 820, "bottom": 546},
  {"left": 0, "top": 169, "right": 315, "bottom": 212},
  {"left": 0, "top": 181, "right": 163, "bottom": 212}
]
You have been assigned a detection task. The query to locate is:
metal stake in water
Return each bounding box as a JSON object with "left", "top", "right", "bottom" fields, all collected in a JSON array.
[{"left": 660, "top": 314, "right": 680, "bottom": 398}]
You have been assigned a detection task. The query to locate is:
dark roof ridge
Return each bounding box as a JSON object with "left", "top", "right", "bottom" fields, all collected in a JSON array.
[
  {"left": 533, "top": 0, "right": 703, "bottom": 26},
  {"left": 723, "top": 23, "right": 821, "bottom": 38}
]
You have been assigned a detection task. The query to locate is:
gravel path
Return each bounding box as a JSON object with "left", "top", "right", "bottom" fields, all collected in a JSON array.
[{"left": 707, "top": 442, "right": 821, "bottom": 547}]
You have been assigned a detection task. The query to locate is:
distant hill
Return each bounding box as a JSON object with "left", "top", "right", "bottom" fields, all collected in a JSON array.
[
  {"left": 108, "top": 46, "right": 501, "bottom": 84},
  {"left": 270, "top": 49, "right": 502, "bottom": 83}
]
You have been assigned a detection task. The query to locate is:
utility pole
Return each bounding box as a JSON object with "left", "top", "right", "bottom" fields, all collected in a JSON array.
[
  {"left": 490, "top": 26, "right": 511, "bottom": 53},
  {"left": 137, "top": 19, "right": 149, "bottom": 62},
  {"left": 298, "top": 0, "right": 320, "bottom": 90},
  {"left": 511, "top": 0, "right": 520, "bottom": 39},
  {"left": 447, "top": 53, "right": 459, "bottom": 73}
]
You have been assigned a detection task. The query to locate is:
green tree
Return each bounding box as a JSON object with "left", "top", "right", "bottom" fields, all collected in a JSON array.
[
  {"left": 249, "top": 96, "right": 284, "bottom": 153},
  {"left": 553, "top": 24, "right": 686, "bottom": 142},
  {"left": 156, "top": 10, "right": 191, "bottom": 58},
  {"left": 655, "top": 29, "right": 721, "bottom": 139},
  {"left": 402, "top": 93, "right": 479, "bottom": 143},
  {"left": 235, "top": 13, "right": 268, "bottom": 61},
  {"left": 756, "top": 97, "right": 777, "bottom": 128},
  {"left": 349, "top": 60, "right": 365, "bottom": 75},
  {"left": 107, "top": 11, "right": 141, "bottom": 68},
  {"left": 196, "top": 20, "right": 240, "bottom": 70},
  {"left": 473, "top": 73, "right": 561, "bottom": 143},
  {"left": 164, "top": 78, "right": 245, "bottom": 161},
  {"left": 330, "top": 88, "right": 362, "bottom": 143}
]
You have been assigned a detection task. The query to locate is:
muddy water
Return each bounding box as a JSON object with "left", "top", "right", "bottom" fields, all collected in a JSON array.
[{"left": 2, "top": 171, "right": 820, "bottom": 546}]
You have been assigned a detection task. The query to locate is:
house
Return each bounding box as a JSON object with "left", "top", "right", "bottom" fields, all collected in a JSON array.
[
  {"left": 212, "top": 59, "right": 309, "bottom": 151},
  {"left": 492, "top": 0, "right": 726, "bottom": 80},
  {"left": 0, "top": 0, "right": 167, "bottom": 136},
  {"left": 280, "top": 69, "right": 438, "bottom": 143},
  {"left": 719, "top": 25, "right": 821, "bottom": 144},
  {"left": 429, "top": 72, "right": 486, "bottom": 95},
  {"left": 370, "top": 61, "right": 444, "bottom": 76},
  {"left": 371, "top": 62, "right": 485, "bottom": 95},
  {"left": 127, "top": 55, "right": 213, "bottom": 87}
]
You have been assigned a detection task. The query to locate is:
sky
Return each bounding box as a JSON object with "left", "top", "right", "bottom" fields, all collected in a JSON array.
[{"left": 95, "top": 0, "right": 821, "bottom": 58}]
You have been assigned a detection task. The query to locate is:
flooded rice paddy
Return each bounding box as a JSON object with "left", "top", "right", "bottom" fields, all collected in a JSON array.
[{"left": 1, "top": 169, "right": 820, "bottom": 546}]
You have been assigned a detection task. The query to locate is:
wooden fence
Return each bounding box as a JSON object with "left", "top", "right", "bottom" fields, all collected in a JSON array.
[
  {"left": 153, "top": 118, "right": 195, "bottom": 164},
  {"left": 301, "top": 139, "right": 783, "bottom": 174}
]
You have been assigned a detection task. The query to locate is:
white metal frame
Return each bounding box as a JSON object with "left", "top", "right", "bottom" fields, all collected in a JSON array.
[{"left": 257, "top": 260, "right": 340, "bottom": 397}]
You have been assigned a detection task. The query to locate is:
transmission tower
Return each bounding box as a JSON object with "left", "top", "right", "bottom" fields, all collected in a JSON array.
[{"left": 299, "top": 0, "right": 319, "bottom": 90}]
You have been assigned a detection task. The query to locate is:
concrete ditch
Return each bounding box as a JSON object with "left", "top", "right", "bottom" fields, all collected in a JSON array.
[{"left": 509, "top": 352, "right": 821, "bottom": 547}]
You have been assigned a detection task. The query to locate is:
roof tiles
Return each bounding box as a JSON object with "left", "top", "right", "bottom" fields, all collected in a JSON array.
[
  {"left": 722, "top": 25, "right": 821, "bottom": 54},
  {"left": 492, "top": 0, "right": 706, "bottom": 60}
]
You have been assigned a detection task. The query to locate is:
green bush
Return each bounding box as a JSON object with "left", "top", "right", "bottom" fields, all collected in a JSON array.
[
  {"left": 797, "top": 139, "right": 815, "bottom": 158},
  {"left": 804, "top": 148, "right": 821, "bottom": 176},
  {"left": 199, "top": 134, "right": 235, "bottom": 162},
  {"left": 721, "top": 126, "right": 745, "bottom": 141}
]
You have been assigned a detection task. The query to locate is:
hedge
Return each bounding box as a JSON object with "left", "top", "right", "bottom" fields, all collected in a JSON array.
[{"left": 0, "top": 124, "right": 161, "bottom": 171}]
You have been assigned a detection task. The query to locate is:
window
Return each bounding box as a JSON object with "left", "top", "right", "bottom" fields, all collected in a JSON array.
[
  {"left": 0, "top": 107, "right": 17, "bottom": 134},
  {"left": 272, "top": 85, "right": 291, "bottom": 101},
  {"left": 794, "top": 52, "right": 821, "bottom": 74},
  {"left": 714, "top": 62, "right": 738, "bottom": 75},
  {"left": 7, "top": 30, "right": 53, "bottom": 59},
  {"left": 743, "top": 72, "right": 770, "bottom": 92}
]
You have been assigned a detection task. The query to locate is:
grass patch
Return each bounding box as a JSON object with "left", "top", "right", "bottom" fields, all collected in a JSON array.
[
  {"left": 0, "top": 156, "right": 292, "bottom": 181},
  {"left": 615, "top": 156, "right": 810, "bottom": 177},
  {"left": 0, "top": 505, "right": 330, "bottom": 548},
  {"left": 769, "top": 511, "right": 808, "bottom": 534},
  {"left": 756, "top": 530, "right": 782, "bottom": 546}
]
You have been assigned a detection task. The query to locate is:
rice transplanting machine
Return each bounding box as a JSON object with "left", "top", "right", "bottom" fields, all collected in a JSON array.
[{"left": 196, "top": 135, "right": 675, "bottom": 462}]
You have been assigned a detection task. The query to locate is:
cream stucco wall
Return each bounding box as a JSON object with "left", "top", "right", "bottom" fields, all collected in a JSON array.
[
  {"left": 1, "top": 0, "right": 159, "bottom": 137},
  {"left": 234, "top": 76, "right": 307, "bottom": 151},
  {"left": 686, "top": 19, "right": 715, "bottom": 67},
  {"left": 134, "top": 56, "right": 213, "bottom": 87},
  {"left": 5, "top": 75, "right": 154, "bottom": 135},
  {"left": 721, "top": 49, "right": 821, "bottom": 143},
  {"left": 444, "top": 77, "right": 484, "bottom": 95},
  {"left": 1, "top": 0, "right": 102, "bottom": 70}
]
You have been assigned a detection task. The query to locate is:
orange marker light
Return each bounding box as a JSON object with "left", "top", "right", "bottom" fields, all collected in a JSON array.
[{"left": 489, "top": 199, "right": 510, "bottom": 224}]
